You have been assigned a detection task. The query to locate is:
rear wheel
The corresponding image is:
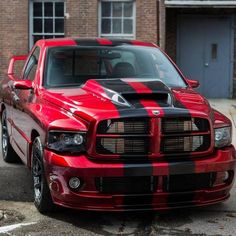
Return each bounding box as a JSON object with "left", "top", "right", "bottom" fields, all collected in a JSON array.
[
  {"left": 1, "top": 109, "right": 19, "bottom": 163},
  {"left": 32, "top": 137, "right": 55, "bottom": 213}
]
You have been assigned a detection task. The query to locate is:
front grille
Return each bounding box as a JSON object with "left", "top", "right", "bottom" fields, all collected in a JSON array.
[
  {"left": 96, "top": 137, "right": 149, "bottom": 155},
  {"left": 96, "top": 118, "right": 150, "bottom": 156},
  {"left": 161, "top": 117, "right": 211, "bottom": 154},
  {"left": 97, "top": 118, "right": 150, "bottom": 134},
  {"left": 162, "top": 118, "right": 209, "bottom": 133},
  {"left": 95, "top": 117, "right": 211, "bottom": 157},
  {"left": 161, "top": 135, "right": 211, "bottom": 153},
  {"left": 163, "top": 173, "right": 216, "bottom": 192},
  {"left": 95, "top": 176, "right": 158, "bottom": 193}
]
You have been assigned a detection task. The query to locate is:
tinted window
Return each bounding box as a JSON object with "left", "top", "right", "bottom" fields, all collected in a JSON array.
[{"left": 44, "top": 46, "right": 186, "bottom": 88}]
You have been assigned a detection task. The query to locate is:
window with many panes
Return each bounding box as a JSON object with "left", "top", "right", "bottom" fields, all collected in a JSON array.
[
  {"left": 100, "top": 1, "right": 135, "bottom": 38},
  {"left": 30, "top": 0, "right": 65, "bottom": 48}
]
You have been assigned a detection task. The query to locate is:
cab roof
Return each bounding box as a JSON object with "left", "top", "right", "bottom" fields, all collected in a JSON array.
[{"left": 36, "top": 37, "right": 157, "bottom": 48}]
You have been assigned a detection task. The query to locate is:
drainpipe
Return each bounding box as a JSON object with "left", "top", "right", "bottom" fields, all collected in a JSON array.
[{"left": 159, "top": 0, "right": 166, "bottom": 50}]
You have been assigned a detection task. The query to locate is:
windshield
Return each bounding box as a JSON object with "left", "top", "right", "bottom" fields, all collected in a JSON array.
[{"left": 44, "top": 46, "right": 186, "bottom": 88}]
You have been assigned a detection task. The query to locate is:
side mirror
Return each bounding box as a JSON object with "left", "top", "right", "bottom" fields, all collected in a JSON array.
[
  {"left": 13, "top": 80, "right": 33, "bottom": 90},
  {"left": 8, "top": 55, "right": 28, "bottom": 76},
  {"left": 186, "top": 79, "right": 200, "bottom": 89}
]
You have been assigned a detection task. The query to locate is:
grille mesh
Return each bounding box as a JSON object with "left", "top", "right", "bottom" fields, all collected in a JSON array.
[
  {"left": 162, "top": 118, "right": 209, "bottom": 133},
  {"left": 161, "top": 135, "right": 211, "bottom": 153},
  {"left": 161, "top": 118, "right": 210, "bottom": 154},
  {"left": 96, "top": 138, "right": 149, "bottom": 155},
  {"left": 97, "top": 118, "right": 149, "bottom": 134}
]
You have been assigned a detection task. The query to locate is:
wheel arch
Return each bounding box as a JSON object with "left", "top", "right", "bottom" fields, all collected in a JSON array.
[{"left": 28, "top": 129, "right": 40, "bottom": 169}]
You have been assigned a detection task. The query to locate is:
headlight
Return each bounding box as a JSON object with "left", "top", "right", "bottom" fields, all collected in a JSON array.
[
  {"left": 214, "top": 126, "right": 231, "bottom": 148},
  {"left": 47, "top": 131, "right": 86, "bottom": 153}
]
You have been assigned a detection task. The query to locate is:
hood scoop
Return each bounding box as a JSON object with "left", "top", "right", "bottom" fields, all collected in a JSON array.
[
  {"left": 83, "top": 79, "right": 172, "bottom": 107},
  {"left": 121, "top": 92, "right": 171, "bottom": 107}
]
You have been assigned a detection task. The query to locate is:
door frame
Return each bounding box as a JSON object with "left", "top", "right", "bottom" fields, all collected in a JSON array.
[{"left": 176, "top": 14, "right": 234, "bottom": 98}]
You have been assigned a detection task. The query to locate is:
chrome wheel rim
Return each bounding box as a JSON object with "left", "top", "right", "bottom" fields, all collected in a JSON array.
[{"left": 32, "top": 143, "right": 43, "bottom": 203}]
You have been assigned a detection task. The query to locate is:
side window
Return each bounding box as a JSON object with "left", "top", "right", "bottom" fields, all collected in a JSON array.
[{"left": 23, "top": 47, "right": 40, "bottom": 80}]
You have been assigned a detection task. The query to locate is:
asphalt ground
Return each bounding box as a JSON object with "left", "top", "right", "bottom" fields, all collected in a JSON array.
[{"left": 0, "top": 99, "right": 236, "bottom": 236}]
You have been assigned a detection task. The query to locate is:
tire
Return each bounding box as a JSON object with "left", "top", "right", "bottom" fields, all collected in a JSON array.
[
  {"left": 1, "top": 109, "right": 19, "bottom": 163},
  {"left": 32, "top": 137, "right": 55, "bottom": 213}
]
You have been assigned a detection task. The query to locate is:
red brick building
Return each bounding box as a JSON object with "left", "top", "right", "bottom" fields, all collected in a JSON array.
[{"left": 1, "top": 0, "right": 236, "bottom": 98}]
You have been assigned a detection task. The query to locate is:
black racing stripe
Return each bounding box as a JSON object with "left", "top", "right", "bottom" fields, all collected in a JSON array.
[
  {"left": 142, "top": 81, "right": 193, "bottom": 116},
  {"left": 161, "top": 107, "right": 191, "bottom": 117},
  {"left": 74, "top": 38, "right": 100, "bottom": 46},
  {"left": 96, "top": 79, "right": 138, "bottom": 94},
  {"left": 141, "top": 80, "right": 171, "bottom": 93},
  {"left": 163, "top": 99, "right": 196, "bottom": 208},
  {"left": 96, "top": 79, "right": 149, "bottom": 118},
  {"left": 109, "top": 39, "right": 132, "bottom": 46},
  {"left": 135, "top": 80, "right": 173, "bottom": 109},
  {"left": 96, "top": 79, "right": 154, "bottom": 209},
  {"left": 120, "top": 80, "right": 153, "bottom": 209}
]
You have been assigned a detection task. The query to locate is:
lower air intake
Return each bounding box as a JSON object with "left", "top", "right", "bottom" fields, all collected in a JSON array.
[{"left": 95, "top": 176, "right": 158, "bottom": 193}]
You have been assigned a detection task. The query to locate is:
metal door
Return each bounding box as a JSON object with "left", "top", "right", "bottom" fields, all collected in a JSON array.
[{"left": 177, "top": 16, "right": 233, "bottom": 98}]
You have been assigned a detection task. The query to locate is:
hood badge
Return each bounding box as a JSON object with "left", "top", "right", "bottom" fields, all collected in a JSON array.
[{"left": 152, "top": 110, "right": 160, "bottom": 116}]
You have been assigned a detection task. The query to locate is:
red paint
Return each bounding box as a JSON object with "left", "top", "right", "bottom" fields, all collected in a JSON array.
[{"left": 0, "top": 37, "right": 235, "bottom": 211}]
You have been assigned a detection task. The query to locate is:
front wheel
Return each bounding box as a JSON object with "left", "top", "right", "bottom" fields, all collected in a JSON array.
[
  {"left": 32, "top": 137, "right": 55, "bottom": 213},
  {"left": 1, "top": 109, "right": 19, "bottom": 163}
]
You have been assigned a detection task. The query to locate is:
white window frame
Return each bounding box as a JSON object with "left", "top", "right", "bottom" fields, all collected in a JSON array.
[
  {"left": 29, "top": 0, "right": 65, "bottom": 48},
  {"left": 98, "top": 0, "right": 136, "bottom": 39}
]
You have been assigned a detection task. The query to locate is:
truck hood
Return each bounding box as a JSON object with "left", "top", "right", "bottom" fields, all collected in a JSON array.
[{"left": 43, "top": 78, "right": 212, "bottom": 122}]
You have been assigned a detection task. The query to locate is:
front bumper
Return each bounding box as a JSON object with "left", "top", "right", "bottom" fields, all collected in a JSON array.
[{"left": 44, "top": 146, "right": 236, "bottom": 211}]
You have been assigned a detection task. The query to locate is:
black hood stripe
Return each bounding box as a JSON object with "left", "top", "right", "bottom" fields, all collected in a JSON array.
[
  {"left": 163, "top": 98, "right": 196, "bottom": 208},
  {"left": 141, "top": 78, "right": 197, "bottom": 207},
  {"left": 95, "top": 79, "right": 154, "bottom": 209},
  {"left": 95, "top": 79, "right": 149, "bottom": 118}
]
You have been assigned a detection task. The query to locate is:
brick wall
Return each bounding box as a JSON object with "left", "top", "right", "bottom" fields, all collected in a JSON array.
[
  {"left": 65, "top": 0, "right": 159, "bottom": 43},
  {"left": 65, "top": 0, "right": 98, "bottom": 37},
  {"left": 0, "top": 0, "right": 159, "bottom": 80},
  {"left": 136, "top": 0, "right": 158, "bottom": 43},
  {"left": 166, "top": 8, "right": 177, "bottom": 61},
  {"left": 0, "top": 0, "right": 29, "bottom": 79}
]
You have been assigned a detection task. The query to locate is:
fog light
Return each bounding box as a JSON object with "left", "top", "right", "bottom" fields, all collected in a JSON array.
[
  {"left": 223, "top": 171, "right": 229, "bottom": 182},
  {"left": 214, "top": 171, "right": 230, "bottom": 186},
  {"left": 68, "top": 177, "right": 81, "bottom": 189}
]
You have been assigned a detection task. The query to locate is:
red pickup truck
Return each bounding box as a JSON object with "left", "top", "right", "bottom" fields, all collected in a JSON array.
[{"left": 0, "top": 38, "right": 235, "bottom": 213}]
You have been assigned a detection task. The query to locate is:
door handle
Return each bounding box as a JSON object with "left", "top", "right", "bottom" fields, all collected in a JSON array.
[{"left": 204, "top": 63, "right": 209, "bottom": 67}]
